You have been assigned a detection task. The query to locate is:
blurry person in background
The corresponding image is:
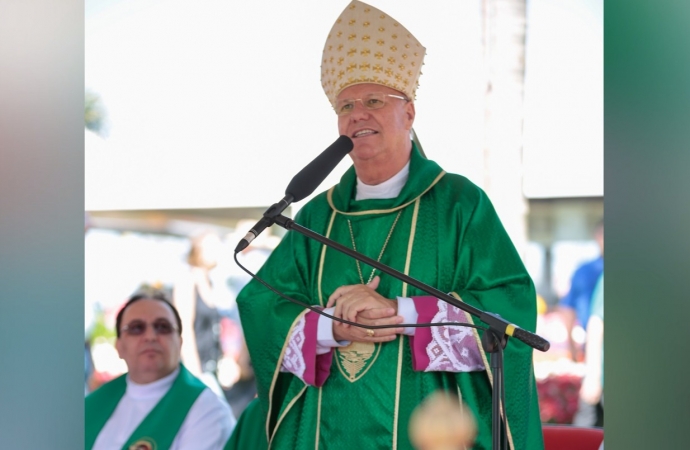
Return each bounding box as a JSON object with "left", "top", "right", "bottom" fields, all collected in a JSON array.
[
  {"left": 173, "top": 231, "right": 226, "bottom": 397},
  {"left": 85, "top": 291, "right": 235, "bottom": 450},
  {"left": 226, "top": 220, "right": 276, "bottom": 317},
  {"left": 573, "top": 274, "right": 604, "bottom": 427},
  {"left": 219, "top": 221, "right": 279, "bottom": 416},
  {"left": 558, "top": 219, "right": 604, "bottom": 361},
  {"left": 218, "top": 332, "right": 257, "bottom": 418}
]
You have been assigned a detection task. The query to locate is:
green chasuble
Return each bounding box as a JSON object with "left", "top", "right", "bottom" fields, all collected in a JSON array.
[
  {"left": 236, "top": 143, "right": 544, "bottom": 450},
  {"left": 85, "top": 364, "right": 207, "bottom": 450}
]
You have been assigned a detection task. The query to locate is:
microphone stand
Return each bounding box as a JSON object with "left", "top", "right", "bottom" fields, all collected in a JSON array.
[{"left": 269, "top": 214, "right": 549, "bottom": 450}]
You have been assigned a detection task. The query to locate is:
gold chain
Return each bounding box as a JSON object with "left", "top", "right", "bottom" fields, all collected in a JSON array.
[{"left": 347, "top": 210, "right": 403, "bottom": 285}]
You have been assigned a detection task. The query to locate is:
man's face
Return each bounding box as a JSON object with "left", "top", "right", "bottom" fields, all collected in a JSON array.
[
  {"left": 337, "top": 83, "right": 415, "bottom": 167},
  {"left": 115, "top": 299, "right": 182, "bottom": 384}
]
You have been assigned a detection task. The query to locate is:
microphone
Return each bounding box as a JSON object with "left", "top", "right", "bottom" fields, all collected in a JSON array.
[{"left": 234, "top": 135, "right": 354, "bottom": 253}]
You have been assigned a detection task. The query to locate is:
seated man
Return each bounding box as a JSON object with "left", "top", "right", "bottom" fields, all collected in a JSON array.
[{"left": 86, "top": 291, "right": 236, "bottom": 450}]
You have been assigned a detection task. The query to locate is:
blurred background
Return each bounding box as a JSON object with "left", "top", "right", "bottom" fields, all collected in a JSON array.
[{"left": 85, "top": 0, "right": 603, "bottom": 425}]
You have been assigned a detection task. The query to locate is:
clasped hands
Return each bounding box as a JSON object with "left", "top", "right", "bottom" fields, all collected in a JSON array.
[{"left": 326, "top": 276, "right": 405, "bottom": 343}]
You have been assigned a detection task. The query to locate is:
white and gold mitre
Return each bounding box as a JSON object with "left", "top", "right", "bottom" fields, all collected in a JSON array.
[{"left": 321, "top": 0, "right": 426, "bottom": 107}]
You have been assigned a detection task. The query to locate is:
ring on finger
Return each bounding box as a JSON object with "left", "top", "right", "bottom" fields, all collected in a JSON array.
[{"left": 366, "top": 329, "right": 375, "bottom": 337}]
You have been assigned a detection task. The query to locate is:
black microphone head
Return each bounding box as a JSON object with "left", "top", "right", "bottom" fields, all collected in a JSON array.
[{"left": 285, "top": 135, "right": 354, "bottom": 202}]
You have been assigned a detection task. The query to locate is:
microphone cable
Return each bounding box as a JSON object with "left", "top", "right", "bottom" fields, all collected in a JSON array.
[
  {"left": 233, "top": 251, "right": 488, "bottom": 334},
  {"left": 234, "top": 251, "right": 509, "bottom": 448}
]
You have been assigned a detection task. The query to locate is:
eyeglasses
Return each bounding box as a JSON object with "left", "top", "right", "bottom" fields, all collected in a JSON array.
[
  {"left": 121, "top": 319, "right": 178, "bottom": 336},
  {"left": 335, "top": 92, "right": 409, "bottom": 116}
]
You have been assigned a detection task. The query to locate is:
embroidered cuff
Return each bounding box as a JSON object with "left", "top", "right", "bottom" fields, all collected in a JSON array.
[
  {"left": 306, "top": 311, "right": 334, "bottom": 387},
  {"left": 281, "top": 311, "right": 335, "bottom": 387},
  {"left": 408, "top": 296, "right": 485, "bottom": 373}
]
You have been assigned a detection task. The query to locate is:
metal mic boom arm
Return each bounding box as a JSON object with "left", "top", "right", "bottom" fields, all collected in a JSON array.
[{"left": 271, "top": 213, "right": 550, "bottom": 353}]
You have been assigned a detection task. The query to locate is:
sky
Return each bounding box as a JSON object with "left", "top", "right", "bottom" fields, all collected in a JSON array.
[{"left": 85, "top": 0, "right": 602, "bottom": 211}]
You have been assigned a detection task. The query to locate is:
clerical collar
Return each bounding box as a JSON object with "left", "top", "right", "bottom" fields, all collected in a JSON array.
[
  {"left": 355, "top": 161, "right": 410, "bottom": 200},
  {"left": 126, "top": 366, "right": 180, "bottom": 400}
]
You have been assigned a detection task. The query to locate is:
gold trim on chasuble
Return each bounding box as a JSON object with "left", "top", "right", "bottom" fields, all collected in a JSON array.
[
  {"left": 326, "top": 171, "right": 446, "bottom": 216},
  {"left": 314, "top": 211, "right": 337, "bottom": 449},
  {"left": 449, "top": 292, "right": 516, "bottom": 450},
  {"left": 318, "top": 210, "right": 381, "bottom": 413},
  {"left": 335, "top": 340, "right": 381, "bottom": 382},
  {"left": 393, "top": 196, "right": 420, "bottom": 450},
  {"left": 316, "top": 196, "right": 422, "bottom": 450},
  {"left": 267, "top": 311, "right": 309, "bottom": 448},
  {"left": 340, "top": 198, "right": 421, "bottom": 448},
  {"left": 317, "top": 212, "right": 338, "bottom": 307},
  {"left": 330, "top": 198, "right": 420, "bottom": 384},
  {"left": 314, "top": 387, "right": 323, "bottom": 450}
]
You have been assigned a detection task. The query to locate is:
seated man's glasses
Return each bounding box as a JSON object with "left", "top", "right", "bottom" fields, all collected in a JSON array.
[
  {"left": 121, "top": 319, "right": 178, "bottom": 336},
  {"left": 335, "top": 92, "right": 409, "bottom": 116}
]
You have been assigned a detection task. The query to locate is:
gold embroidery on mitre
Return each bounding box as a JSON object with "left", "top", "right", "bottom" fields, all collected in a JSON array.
[
  {"left": 129, "top": 438, "right": 156, "bottom": 450},
  {"left": 336, "top": 341, "right": 381, "bottom": 383},
  {"left": 320, "top": 0, "right": 426, "bottom": 107}
]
